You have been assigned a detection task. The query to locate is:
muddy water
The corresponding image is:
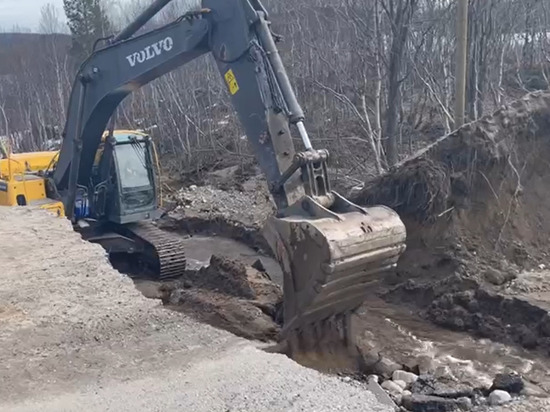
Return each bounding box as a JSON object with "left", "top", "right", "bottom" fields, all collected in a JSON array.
[
  {"left": 177, "top": 233, "right": 550, "bottom": 391},
  {"left": 180, "top": 234, "right": 283, "bottom": 284},
  {"left": 352, "top": 299, "right": 550, "bottom": 390}
]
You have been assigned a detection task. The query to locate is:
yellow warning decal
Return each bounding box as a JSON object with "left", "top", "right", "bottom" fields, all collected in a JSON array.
[{"left": 224, "top": 69, "right": 239, "bottom": 95}]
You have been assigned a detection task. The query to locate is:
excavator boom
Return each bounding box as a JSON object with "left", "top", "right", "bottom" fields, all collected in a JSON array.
[{"left": 51, "top": 0, "right": 407, "bottom": 336}]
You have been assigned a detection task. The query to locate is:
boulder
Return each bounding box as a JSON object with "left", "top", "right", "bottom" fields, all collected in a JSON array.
[
  {"left": 410, "top": 375, "right": 473, "bottom": 398},
  {"left": 417, "top": 356, "right": 436, "bottom": 375},
  {"left": 401, "top": 394, "right": 472, "bottom": 412},
  {"left": 374, "top": 357, "right": 402, "bottom": 379},
  {"left": 382, "top": 380, "right": 404, "bottom": 394},
  {"left": 393, "top": 370, "right": 419, "bottom": 385},
  {"left": 488, "top": 390, "right": 512, "bottom": 406},
  {"left": 367, "top": 374, "right": 380, "bottom": 384},
  {"left": 394, "top": 380, "right": 408, "bottom": 390},
  {"left": 491, "top": 373, "right": 524, "bottom": 394}
]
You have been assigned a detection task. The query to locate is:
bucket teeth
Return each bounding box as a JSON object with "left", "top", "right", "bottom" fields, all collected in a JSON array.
[{"left": 263, "top": 192, "right": 406, "bottom": 337}]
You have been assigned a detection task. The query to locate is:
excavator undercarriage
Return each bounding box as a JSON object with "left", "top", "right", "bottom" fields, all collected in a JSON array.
[{"left": 83, "top": 221, "right": 188, "bottom": 280}]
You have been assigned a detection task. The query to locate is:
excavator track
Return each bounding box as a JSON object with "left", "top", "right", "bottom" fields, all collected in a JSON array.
[{"left": 124, "top": 222, "right": 187, "bottom": 280}]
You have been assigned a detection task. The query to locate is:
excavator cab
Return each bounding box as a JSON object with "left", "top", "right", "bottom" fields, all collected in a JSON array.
[
  {"left": 108, "top": 132, "right": 158, "bottom": 224},
  {"left": 79, "top": 130, "right": 159, "bottom": 224}
]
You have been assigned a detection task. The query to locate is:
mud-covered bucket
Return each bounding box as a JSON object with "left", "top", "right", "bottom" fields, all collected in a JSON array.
[{"left": 263, "top": 192, "right": 406, "bottom": 337}]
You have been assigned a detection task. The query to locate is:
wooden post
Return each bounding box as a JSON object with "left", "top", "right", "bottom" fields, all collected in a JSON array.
[{"left": 455, "top": 0, "right": 469, "bottom": 128}]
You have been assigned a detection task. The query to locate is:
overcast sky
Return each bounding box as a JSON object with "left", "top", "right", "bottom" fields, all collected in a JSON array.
[{"left": 0, "top": 0, "right": 65, "bottom": 31}]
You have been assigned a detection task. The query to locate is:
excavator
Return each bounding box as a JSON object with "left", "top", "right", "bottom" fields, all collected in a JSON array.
[{"left": 1, "top": 0, "right": 407, "bottom": 337}]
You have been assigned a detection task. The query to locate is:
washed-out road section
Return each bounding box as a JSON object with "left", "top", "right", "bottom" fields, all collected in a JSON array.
[{"left": 0, "top": 206, "right": 391, "bottom": 412}]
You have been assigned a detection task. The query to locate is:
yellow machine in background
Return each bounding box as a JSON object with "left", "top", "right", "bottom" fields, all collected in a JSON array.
[{"left": 0, "top": 150, "right": 65, "bottom": 216}]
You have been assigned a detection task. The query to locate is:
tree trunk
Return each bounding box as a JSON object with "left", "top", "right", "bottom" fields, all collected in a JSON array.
[{"left": 385, "top": 0, "right": 415, "bottom": 166}]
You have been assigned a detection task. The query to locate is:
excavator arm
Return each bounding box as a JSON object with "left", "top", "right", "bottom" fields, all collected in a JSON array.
[
  {"left": 52, "top": 0, "right": 407, "bottom": 337},
  {"left": 54, "top": 0, "right": 304, "bottom": 214}
]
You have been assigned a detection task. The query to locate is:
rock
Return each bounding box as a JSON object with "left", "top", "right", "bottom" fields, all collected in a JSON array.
[
  {"left": 410, "top": 375, "right": 473, "bottom": 398},
  {"left": 520, "top": 381, "right": 547, "bottom": 398},
  {"left": 484, "top": 267, "right": 515, "bottom": 285},
  {"left": 514, "top": 325, "right": 538, "bottom": 348},
  {"left": 367, "top": 379, "right": 398, "bottom": 409},
  {"left": 484, "top": 268, "right": 504, "bottom": 285},
  {"left": 393, "top": 370, "right": 419, "bottom": 385},
  {"left": 512, "top": 243, "right": 529, "bottom": 267},
  {"left": 403, "top": 390, "right": 412, "bottom": 397},
  {"left": 417, "top": 356, "right": 436, "bottom": 375},
  {"left": 396, "top": 393, "right": 403, "bottom": 405},
  {"left": 189, "top": 184, "right": 197, "bottom": 191},
  {"left": 394, "top": 380, "right": 407, "bottom": 390},
  {"left": 434, "top": 366, "right": 453, "bottom": 379},
  {"left": 456, "top": 397, "right": 472, "bottom": 410},
  {"left": 359, "top": 349, "right": 381, "bottom": 370},
  {"left": 251, "top": 259, "right": 266, "bottom": 272},
  {"left": 382, "top": 380, "right": 404, "bottom": 394},
  {"left": 374, "top": 357, "right": 401, "bottom": 379},
  {"left": 367, "top": 374, "right": 380, "bottom": 384},
  {"left": 539, "top": 314, "right": 550, "bottom": 337},
  {"left": 491, "top": 372, "right": 525, "bottom": 394},
  {"left": 488, "top": 389, "right": 512, "bottom": 405},
  {"left": 401, "top": 394, "right": 472, "bottom": 412}
]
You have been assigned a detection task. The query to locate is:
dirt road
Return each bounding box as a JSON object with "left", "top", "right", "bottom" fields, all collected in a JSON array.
[{"left": 0, "top": 206, "right": 392, "bottom": 412}]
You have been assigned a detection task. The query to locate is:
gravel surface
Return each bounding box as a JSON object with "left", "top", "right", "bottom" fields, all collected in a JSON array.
[{"left": 0, "top": 206, "right": 392, "bottom": 412}]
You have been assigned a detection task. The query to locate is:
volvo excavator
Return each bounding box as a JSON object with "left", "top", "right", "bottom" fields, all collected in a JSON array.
[{"left": 4, "top": 0, "right": 407, "bottom": 337}]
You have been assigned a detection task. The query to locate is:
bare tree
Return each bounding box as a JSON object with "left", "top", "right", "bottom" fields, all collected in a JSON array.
[
  {"left": 381, "top": 0, "right": 418, "bottom": 166},
  {"left": 39, "top": 3, "right": 67, "bottom": 34},
  {"left": 1, "top": 0, "right": 549, "bottom": 181}
]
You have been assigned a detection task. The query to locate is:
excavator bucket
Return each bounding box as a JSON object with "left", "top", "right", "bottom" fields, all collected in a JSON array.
[{"left": 263, "top": 192, "right": 406, "bottom": 337}]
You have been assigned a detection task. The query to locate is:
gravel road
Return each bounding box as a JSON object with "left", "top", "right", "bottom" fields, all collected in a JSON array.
[{"left": 0, "top": 206, "right": 392, "bottom": 412}]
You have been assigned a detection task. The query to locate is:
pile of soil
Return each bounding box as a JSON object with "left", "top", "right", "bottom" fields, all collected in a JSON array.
[
  {"left": 166, "top": 175, "right": 274, "bottom": 229},
  {"left": 153, "top": 255, "right": 283, "bottom": 342},
  {"left": 352, "top": 91, "right": 550, "bottom": 351}
]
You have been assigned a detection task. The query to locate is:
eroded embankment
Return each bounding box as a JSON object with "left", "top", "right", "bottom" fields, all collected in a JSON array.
[
  {"left": 0, "top": 206, "right": 396, "bottom": 412},
  {"left": 137, "top": 255, "right": 283, "bottom": 342},
  {"left": 353, "top": 90, "right": 550, "bottom": 354},
  {"left": 145, "top": 91, "right": 550, "bottom": 411},
  {"left": 143, "top": 214, "right": 550, "bottom": 411}
]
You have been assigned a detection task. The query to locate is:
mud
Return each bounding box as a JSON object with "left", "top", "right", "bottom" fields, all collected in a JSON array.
[
  {"left": 137, "top": 91, "right": 550, "bottom": 410},
  {"left": 135, "top": 255, "right": 282, "bottom": 342},
  {"left": 135, "top": 222, "right": 550, "bottom": 412},
  {"left": 352, "top": 91, "right": 550, "bottom": 353},
  {"left": 386, "top": 276, "right": 550, "bottom": 355},
  {"left": 158, "top": 214, "right": 271, "bottom": 257}
]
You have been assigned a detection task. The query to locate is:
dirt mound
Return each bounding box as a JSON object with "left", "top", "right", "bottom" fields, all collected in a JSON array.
[
  {"left": 167, "top": 180, "right": 274, "bottom": 229},
  {"left": 352, "top": 91, "right": 550, "bottom": 350},
  {"left": 355, "top": 90, "right": 550, "bottom": 271},
  {"left": 154, "top": 255, "right": 283, "bottom": 341}
]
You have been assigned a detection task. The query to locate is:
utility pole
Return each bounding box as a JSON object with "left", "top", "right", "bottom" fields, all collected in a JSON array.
[{"left": 455, "top": 0, "right": 469, "bottom": 128}]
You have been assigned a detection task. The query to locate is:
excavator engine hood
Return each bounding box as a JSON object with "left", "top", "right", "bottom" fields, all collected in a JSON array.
[{"left": 263, "top": 192, "right": 406, "bottom": 337}]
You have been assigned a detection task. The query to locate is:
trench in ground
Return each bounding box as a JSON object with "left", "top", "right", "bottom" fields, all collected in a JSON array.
[{"left": 126, "top": 221, "right": 550, "bottom": 398}]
